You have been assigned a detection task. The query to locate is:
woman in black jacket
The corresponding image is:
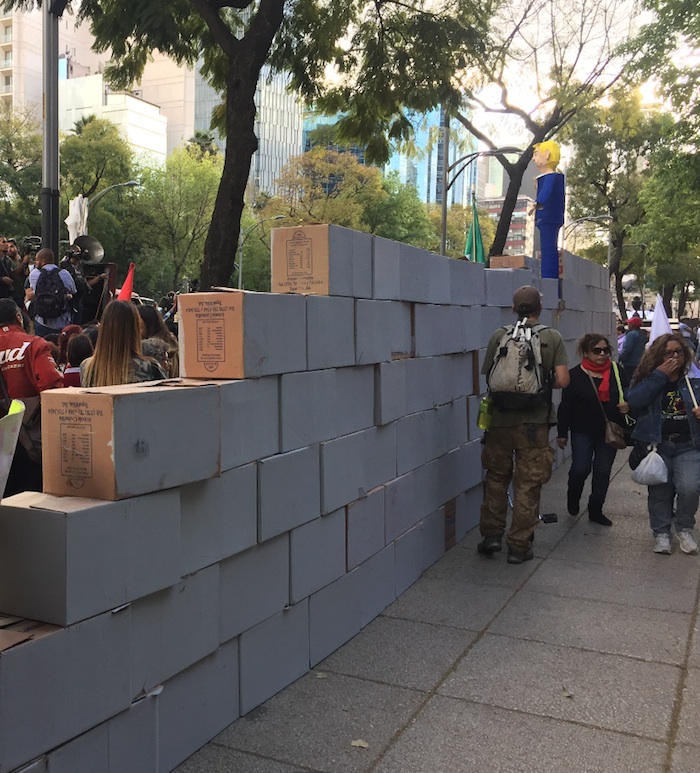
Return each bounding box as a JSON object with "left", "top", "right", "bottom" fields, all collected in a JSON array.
[{"left": 557, "top": 333, "right": 630, "bottom": 526}]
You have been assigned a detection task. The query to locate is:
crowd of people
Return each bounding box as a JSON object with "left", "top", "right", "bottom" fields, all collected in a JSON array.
[
  {"left": 478, "top": 286, "right": 700, "bottom": 560},
  {"left": 0, "top": 238, "right": 179, "bottom": 498}
]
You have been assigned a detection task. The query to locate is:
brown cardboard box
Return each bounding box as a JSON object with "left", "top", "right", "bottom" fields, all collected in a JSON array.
[
  {"left": 489, "top": 254, "right": 528, "bottom": 269},
  {"left": 270, "top": 224, "right": 372, "bottom": 297},
  {"left": 178, "top": 291, "right": 243, "bottom": 379},
  {"left": 271, "top": 225, "right": 330, "bottom": 294},
  {"left": 41, "top": 382, "right": 221, "bottom": 500},
  {"left": 178, "top": 290, "right": 306, "bottom": 379}
]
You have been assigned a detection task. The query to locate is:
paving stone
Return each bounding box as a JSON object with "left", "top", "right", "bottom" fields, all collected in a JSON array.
[
  {"left": 373, "top": 696, "right": 666, "bottom": 773},
  {"left": 439, "top": 633, "right": 679, "bottom": 740},
  {"left": 214, "top": 671, "right": 424, "bottom": 773},
  {"left": 175, "top": 746, "right": 307, "bottom": 773},
  {"left": 489, "top": 589, "right": 691, "bottom": 664},
  {"left": 526, "top": 556, "right": 697, "bottom": 613},
  {"left": 424, "top": 537, "right": 540, "bottom": 588},
  {"left": 319, "top": 616, "right": 476, "bottom": 692},
  {"left": 381, "top": 575, "right": 514, "bottom": 631},
  {"left": 671, "top": 743, "right": 700, "bottom": 773},
  {"left": 687, "top": 620, "right": 700, "bottom": 668},
  {"left": 674, "top": 667, "right": 700, "bottom": 745}
]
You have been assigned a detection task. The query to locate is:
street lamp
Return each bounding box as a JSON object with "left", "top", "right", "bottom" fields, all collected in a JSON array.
[
  {"left": 236, "top": 215, "right": 285, "bottom": 290},
  {"left": 439, "top": 133, "right": 522, "bottom": 255},
  {"left": 88, "top": 180, "right": 140, "bottom": 211}
]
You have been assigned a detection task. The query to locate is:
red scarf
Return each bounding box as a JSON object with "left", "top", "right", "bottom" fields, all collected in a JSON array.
[{"left": 582, "top": 357, "right": 612, "bottom": 402}]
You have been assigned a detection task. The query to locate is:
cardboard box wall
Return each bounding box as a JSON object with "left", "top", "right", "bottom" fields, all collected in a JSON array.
[{"left": 41, "top": 382, "right": 220, "bottom": 500}]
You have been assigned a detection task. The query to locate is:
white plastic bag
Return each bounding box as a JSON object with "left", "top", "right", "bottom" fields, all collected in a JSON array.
[{"left": 631, "top": 445, "right": 668, "bottom": 486}]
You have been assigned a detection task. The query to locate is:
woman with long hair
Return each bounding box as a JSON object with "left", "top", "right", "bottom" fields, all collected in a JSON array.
[
  {"left": 557, "top": 333, "right": 630, "bottom": 526},
  {"left": 57, "top": 324, "right": 82, "bottom": 367},
  {"left": 137, "top": 304, "right": 179, "bottom": 377},
  {"left": 627, "top": 333, "right": 700, "bottom": 555},
  {"left": 81, "top": 300, "right": 166, "bottom": 387}
]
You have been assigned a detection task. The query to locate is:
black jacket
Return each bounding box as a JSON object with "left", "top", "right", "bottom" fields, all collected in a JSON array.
[{"left": 557, "top": 364, "right": 628, "bottom": 439}]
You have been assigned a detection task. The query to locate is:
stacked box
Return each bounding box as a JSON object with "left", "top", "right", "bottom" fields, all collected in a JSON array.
[
  {"left": 306, "top": 295, "right": 355, "bottom": 369},
  {"left": 179, "top": 290, "right": 306, "bottom": 379}
]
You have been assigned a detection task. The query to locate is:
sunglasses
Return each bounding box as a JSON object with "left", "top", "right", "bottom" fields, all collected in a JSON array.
[{"left": 591, "top": 346, "right": 611, "bottom": 355}]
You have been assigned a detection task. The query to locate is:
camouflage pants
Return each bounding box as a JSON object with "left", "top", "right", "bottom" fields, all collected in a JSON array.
[{"left": 480, "top": 424, "right": 555, "bottom": 552}]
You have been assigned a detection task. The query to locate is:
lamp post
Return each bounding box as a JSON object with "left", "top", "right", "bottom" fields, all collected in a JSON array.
[
  {"left": 84, "top": 180, "right": 140, "bottom": 234},
  {"left": 439, "top": 128, "right": 521, "bottom": 255},
  {"left": 236, "top": 215, "right": 285, "bottom": 290}
]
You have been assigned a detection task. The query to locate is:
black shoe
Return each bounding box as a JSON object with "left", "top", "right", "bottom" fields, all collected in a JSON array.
[
  {"left": 567, "top": 492, "right": 580, "bottom": 516},
  {"left": 477, "top": 535, "right": 503, "bottom": 555},
  {"left": 588, "top": 511, "right": 613, "bottom": 526},
  {"left": 507, "top": 548, "right": 534, "bottom": 564}
]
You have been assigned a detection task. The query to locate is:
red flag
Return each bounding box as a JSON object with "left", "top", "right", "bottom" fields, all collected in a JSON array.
[{"left": 117, "top": 263, "right": 135, "bottom": 301}]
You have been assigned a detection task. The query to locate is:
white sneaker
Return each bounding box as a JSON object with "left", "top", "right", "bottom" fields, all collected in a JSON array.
[
  {"left": 653, "top": 534, "right": 672, "bottom": 554},
  {"left": 677, "top": 530, "right": 699, "bottom": 555}
]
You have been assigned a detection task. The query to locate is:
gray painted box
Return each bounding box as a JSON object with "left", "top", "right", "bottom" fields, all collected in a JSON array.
[{"left": 0, "top": 490, "right": 180, "bottom": 626}]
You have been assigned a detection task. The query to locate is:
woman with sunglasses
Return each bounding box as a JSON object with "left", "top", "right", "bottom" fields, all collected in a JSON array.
[
  {"left": 627, "top": 333, "right": 700, "bottom": 555},
  {"left": 557, "top": 334, "right": 631, "bottom": 526}
]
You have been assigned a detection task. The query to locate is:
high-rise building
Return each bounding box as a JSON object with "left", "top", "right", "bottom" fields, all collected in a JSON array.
[
  {"left": 0, "top": 7, "right": 107, "bottom": 110},
  {"left": 384, "top": 108, "right": 478, "bottom": 206},
  {"left": 138, "top": 52, "right": 304, "bottom": 195}
]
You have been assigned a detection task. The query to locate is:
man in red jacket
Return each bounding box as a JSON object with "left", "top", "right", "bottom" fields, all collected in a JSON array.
[{"left": 0, "top": 298, "right": 63, "bottom": 496}]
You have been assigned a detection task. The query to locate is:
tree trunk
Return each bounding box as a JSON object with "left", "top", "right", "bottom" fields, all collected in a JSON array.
[
  {"left": 199, "top": 62, "right": 258, "bottom": 291},
  {"left": 661, "top": 285, "right": 674, "bottom": 317},
  {"left": 678, "top": 281, "right": 690, "bottom": 318},
  {"left": 489, "top": 155, "right": 533, "bottom": 258}
]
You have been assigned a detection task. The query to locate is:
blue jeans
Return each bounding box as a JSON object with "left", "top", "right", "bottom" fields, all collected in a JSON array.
[
  {"left": 568, "top": 432, "right": 617, "bottom": 510},
  {"left": 648, "top": 441, "right": 700, "bottom": 535},
  {"left": 33, "top": 319, "right": 61, "bottom": 338}
]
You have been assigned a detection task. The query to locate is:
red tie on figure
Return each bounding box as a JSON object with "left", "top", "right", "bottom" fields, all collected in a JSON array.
[{"left": 117, "top": 263, "right": 135, "bottom": 301}]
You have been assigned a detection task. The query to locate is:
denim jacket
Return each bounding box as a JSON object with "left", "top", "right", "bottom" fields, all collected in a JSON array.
[{"left": 627, "top": 369, "right": 700, "bottom": 447}]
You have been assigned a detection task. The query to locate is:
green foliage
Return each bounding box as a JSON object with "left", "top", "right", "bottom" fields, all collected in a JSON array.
[
  {"left": 563, "top": 88, "right": 670, "bottom": 313},
  {"left": 135, "top": 148, "right": 223, "bottom": 291},
  {"left": 0, "top": 102, "right": 42, "bottom": 238},
  {"left": 272, "top": 148, "right": 385, "bottom": 229},
  {"left": 425, "top": 203, "right": 496, "bottom": 259},
  {"left": 633, "top": 152, "right": 700, "bottom": 293},
  {"left": 364, "top": 173, "right": 435, "bottom": 247},
  {"left": 60, "top": 118, "right": 133, "bottom": 199}
]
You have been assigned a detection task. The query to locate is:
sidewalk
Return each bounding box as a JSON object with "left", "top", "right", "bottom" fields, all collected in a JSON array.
[{"left": 176, "top": 450, "right": 700, "bottom": 773}]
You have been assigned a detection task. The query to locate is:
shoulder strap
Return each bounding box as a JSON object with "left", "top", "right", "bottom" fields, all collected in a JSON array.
[{"left": 612, "top": 361, "right": 624, "bottom": 399}]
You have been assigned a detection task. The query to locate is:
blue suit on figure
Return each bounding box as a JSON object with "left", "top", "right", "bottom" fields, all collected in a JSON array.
[{"left": 531, "top": 141, "right": 565, "bottom": 280}]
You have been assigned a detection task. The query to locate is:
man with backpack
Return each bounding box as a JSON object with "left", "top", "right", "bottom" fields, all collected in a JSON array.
[
  {"left": 27, "top": 248, "right": 76, "bottom": 337},
  {"left": 478, "top": 285, "right": 570, "bottom": 563}
]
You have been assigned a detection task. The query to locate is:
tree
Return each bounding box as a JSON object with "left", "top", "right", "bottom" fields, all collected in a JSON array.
[
  {"left": 136, "top": 148, "right": 223, "bottom": 291},
  {"left": 425, "top": 203, "right": 496, "bottom": 259},
  {"left": 187, "top": 130, "right": 220, "bottom": 158},
  {"left": 562, "top": 88, "right": 670, "bottom": 315},
  {"left": 0, "top": 102, "right": 42, "bottom": 238},
  {"left": 632, "top": 151, "right": 700, "bottom": 315},
  {"left": 364, "top": 173, "right": 435, "bottom": 248},
  {"left": 3, "top": 0, "right": 491, "bottom": 289},
  {"left": 272, "top": 148, "right": 385, "bottom": 228},
  {"left": 298, "top": 0, "right": 645, "bottom": 258},
  {"left": 635, "top": 0, "right": 700, "bottom": 141},
  {"left": 60, "top": 117, "right": 133, "bottom": 199}
]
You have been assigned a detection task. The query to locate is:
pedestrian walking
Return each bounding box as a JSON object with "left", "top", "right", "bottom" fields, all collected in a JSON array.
[
  {"left": 627, "top": 333, "right": 700, "bottom": 555},
  {"left": 478, "top": 286, "right": 569, "bottom": 563}
]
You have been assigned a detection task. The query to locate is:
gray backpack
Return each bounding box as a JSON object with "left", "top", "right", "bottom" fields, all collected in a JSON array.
[{"left": 487, "top": 321, "right": 550, "bottom": 411}]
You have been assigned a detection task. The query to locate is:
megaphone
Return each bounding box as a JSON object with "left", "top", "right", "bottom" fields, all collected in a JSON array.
[{"left": 73, "top": 235, "right": 104, "bottom": 264}]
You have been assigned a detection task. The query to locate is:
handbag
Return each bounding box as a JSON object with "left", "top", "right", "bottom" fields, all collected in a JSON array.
[
  {"left": 631, "top": 444, "right": 668, "bottom": 485},
  {"left": 604, "top": 420, "right": 627, "bottom": 449},
  {"left": 612, "top": 362, "right": 636, "bottom": 446},
  {"left": 588, "top": 372, "right": 626, "bottom": 450}
]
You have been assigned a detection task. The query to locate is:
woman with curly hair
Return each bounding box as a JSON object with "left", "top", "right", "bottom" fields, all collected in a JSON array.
[
  {"left": 81, "top": 300, "right": 166, "bottom": 387},
  {"left": 627, "top": 333, "right": 700, "bottom": 555},
  {"left": 557, "top": 333, "right": 630, "bottom": 526}
]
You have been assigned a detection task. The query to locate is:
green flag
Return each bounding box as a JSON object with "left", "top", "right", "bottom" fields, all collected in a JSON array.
[{"left": 464, "top": 195, "right": 485, "bottom": 263}]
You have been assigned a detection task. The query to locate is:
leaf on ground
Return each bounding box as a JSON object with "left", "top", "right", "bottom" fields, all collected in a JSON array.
[
  {"left": 316, "top": 672, "right": 327, "bottom": 679},
  {"left": 562, "top": 686, "right": 574, "bottom": 699},
  {"left": 351, "top": 739, "right": 369, "bottom": 748}
]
